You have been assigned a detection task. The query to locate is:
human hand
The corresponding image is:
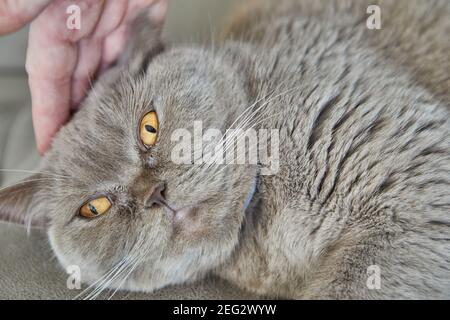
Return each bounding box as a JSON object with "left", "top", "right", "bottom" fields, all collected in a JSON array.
[{"left": 0, "top": 0, "right": 168, "bottom": 154}]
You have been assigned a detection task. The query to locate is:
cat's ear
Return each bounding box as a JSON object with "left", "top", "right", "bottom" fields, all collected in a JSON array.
[
  {"left": 0, "top": 175, "right": 47, "bottom": 228},
  {"left": 121, "top": 0, "right": 168, "bottom": 74}
]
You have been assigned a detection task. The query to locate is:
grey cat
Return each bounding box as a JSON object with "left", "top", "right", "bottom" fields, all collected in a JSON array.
[{"left": 0, "top": 0, "right": 449, "bottom": 299}]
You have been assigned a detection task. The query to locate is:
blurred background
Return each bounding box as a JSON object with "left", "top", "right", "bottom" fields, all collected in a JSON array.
[{"left": 0, "top": 0, "right": 239, "bottom": 186}]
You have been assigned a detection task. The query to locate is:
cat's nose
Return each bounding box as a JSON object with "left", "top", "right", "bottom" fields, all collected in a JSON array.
[{"left": 144, "top": 183, "right": 167, "bottom": 208}]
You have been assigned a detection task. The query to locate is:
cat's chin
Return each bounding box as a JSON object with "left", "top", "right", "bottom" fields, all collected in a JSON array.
[{"left": 162, "top": 202, "right": 203, "bottom": 224}]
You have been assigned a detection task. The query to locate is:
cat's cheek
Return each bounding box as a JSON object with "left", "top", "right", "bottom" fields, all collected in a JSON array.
[
  {"left": 47, "top": 226, "right": 75, "bottom": 272},
  {"left": 47, "top": 225, "right": 106, "bottom": 285}
]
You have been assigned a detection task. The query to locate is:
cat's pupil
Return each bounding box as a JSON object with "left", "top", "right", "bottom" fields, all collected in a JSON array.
[
  {"left": 88, "top": 203, "right": 98, "bottom": 215},
  {"left": 145, "top": 125, "right": 156, "bottom": 133}
]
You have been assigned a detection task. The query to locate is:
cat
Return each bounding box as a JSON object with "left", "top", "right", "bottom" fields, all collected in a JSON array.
[{"left": 0, "top": 0, "right": 449, "bottom": 299}]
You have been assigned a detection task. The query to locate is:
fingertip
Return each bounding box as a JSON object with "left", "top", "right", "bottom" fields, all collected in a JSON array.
[
  {"left": 28, "top": 72, "right": 72, "bottom": 155},
  {"left": 148, "top": 0, "right": 169, "bottom": 24},
  {"left": 33, "top": 125, "right": 49, "bottom": 156},
  {"left": 33, "top": 118, "right": 51, "bottom": 155},
  {"left": 33, "top": 115, "right": 67, "bottom": 155},
  {"left": 36, "top": 139, "right": 49, "bottom": 156},
  {"left": 32, "top": 101, "right": 71, "bottom": 156}
]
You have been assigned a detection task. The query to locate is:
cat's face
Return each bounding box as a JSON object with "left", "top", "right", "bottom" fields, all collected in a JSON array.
[{"left": 0, "top": 48, "right": 256, "bottom": 294}]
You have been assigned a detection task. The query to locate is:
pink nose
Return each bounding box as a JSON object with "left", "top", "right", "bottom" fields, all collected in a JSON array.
[{"left": 144, "top": 183, "right": 166, "bottom": 208}]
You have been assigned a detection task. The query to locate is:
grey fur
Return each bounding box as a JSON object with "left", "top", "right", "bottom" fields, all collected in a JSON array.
[{"left": 0, "top": 0, "right": 449, "bottom": 299}]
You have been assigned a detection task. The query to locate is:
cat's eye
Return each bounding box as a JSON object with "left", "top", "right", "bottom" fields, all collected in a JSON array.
[
  {"left": 139, "top": 111, "right": 159, "bottom": 147},
  {"left": 80, "top": 197, "right": 112, "bottom": 218}
]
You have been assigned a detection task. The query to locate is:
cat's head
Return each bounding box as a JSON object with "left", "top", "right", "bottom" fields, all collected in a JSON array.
[{"left": 0, "top": 3, "right": 256, "bottom": 294}]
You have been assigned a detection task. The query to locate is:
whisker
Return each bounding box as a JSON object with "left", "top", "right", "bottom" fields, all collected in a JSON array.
[
  {"left": 73, "top": 255, "right": 132, "bottom": 300},
  {"left": 201, "top": 90, "right": 273, "bottom": 166},
  {"left": 90, "top": 251, "right": 143, "bottom": 300},
  {"left": 206, "top": 93, "right": 291, "bottom": 176},
  {"left": 0, "top": 178, "right": 63, "bottom": 194},
  {"left": 0, "top": 169, "right": 70, "bottom": 179},
  {"left": 204, "top": 108, "right": 285, "bottom": 183},
  {"left": 81, "top": 257, "right": 133, "bottom": 300},
  {"left": 107, "top": 252, "right": 145, "bottom": 300},
  {"left": 208, "top": 85, "right": 295, "bottom": 167},
  {"left": 84, "top": 236, "right": 146, "bottom": 300}
]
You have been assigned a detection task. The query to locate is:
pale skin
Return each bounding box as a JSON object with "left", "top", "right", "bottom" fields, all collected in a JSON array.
[{"left": 0, "top": 0, "right": 168, "bottom": 154}]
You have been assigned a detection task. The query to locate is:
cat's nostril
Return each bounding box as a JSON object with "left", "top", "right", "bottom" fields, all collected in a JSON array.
[{"left": 144, "top": 183, "right": 166, "bottom": 208}]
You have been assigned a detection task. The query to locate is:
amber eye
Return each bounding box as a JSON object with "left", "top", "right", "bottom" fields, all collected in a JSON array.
[
  {"left": 80, "top": 197, "right": 112, "bottom": 218},
  {"left": 139, "top": 111, "right": 158, "bottom": 147}
]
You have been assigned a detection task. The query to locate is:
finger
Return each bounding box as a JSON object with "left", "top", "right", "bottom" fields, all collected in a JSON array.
[
  {"left": 0, "top": 0, "right": 54, "bottom": 35},
  {"left": 143, "top": 0, "right": 169, "bottom": 25},
  {"left": 91, "top": 0, "right": 127, "bottom": 37},
  {"left": 71, "top": 38, "right": 102, "bottom": 109},
  {"left": 70, "top": 0, "right": 128, "bottom": 107},
  {"left": 128, "top": 0, "right": 168, "bottom": 22},
  {"left": 26, "top": 0, "right": 105, "bottom": 153},
  {"left": 27, "top": 27, "right": 77, "bottom": 154},
  {"left": 29, "top": 73, "right": 72, "bottom": 155},
  {"left": 100, "top": 24, "right": 128, "bottom": 71},
  {"left": 100, "top": 0, "right": 168, "bottom": 71}
]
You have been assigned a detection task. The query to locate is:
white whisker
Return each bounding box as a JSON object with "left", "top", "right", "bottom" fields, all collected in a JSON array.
[{"left": 0, "top": 169, "right": 70, "bottom": 179}]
